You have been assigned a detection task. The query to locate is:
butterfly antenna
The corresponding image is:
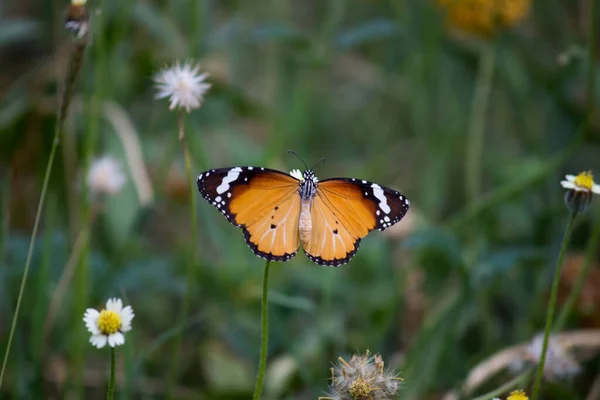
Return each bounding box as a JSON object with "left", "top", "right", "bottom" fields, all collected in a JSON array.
[
  {"left": 309, "top": 157, "right": 326, "bottom": 171},
  {"left": 287, "top": 150, "right": 309, "bottom": 170}
]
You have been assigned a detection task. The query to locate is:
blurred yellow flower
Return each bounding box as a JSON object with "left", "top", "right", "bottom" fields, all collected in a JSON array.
[
  {"left": 507, "top": 390, "right": 529, "bottom": 400},
  {"left": 436, "top": 0, "right": 530, "bottom": 37}
]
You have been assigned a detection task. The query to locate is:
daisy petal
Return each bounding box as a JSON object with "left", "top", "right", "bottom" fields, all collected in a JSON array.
[
  {"left": 108, "top": 332, "right": 125, "bottom": 347},
  {"left": 592, "top": 183, "right": 600, "bottom": 194},
  {"left": 90, "top": 334, "right": 108, "bottom": 349},
  {"left": 565, "top": 175, "right": 576, "bottom": 182},
  {"left": 83, "top": 309, "right": 101, "bottom": 334},
  {"left": 106, "top": 298, "right": 123, "bottom": 313},
  {"left": 561, "top": 181, "right": 576, "bottom": 190},
  {"left": 119, "top": 306, "right": 135, "bottom": 332}
]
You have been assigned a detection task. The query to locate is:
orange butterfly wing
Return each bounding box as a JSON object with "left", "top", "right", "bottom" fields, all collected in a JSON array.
[
  {"left": 197, "top": 167, "right": 301, "bottom": 261},
  {"left": 303, "top": 178, "right": 410, "bottom": 266}
]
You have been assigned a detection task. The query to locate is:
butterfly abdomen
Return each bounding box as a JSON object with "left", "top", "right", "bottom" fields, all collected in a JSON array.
[{"left": 299, "top": 199, "right": 312, "bottom": 247}]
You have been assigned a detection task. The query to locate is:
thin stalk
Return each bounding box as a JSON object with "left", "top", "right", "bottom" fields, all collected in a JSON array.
[
  {"left": 555, "top": 206, "right": 600, "bottom": 330},
  {"left": 42, "top": 216, "right": 95, "bottom": 346},
  {"left": 190, "top": 0, "right": 202, "bottom": 56},
  {"left": 464, "top": 44, "right": 495, "bottom": 267},
  {"left": 166, "top": 110, "right": 199, "bottom": 399},
  {"left": 107, "top": 347, "right": 116, "bottom": 400},
  {"left": 0, "top": 36, "right": 87, "bottom": 388},
  {"left": 553, "top": 0, "right": 598, "bottom": 332},
  {"left": 0, "top": 129, "right": 61, "bottom": 389},
  {"left": 465, "top": 44, "right": 496, "bottom": 207},
  {"left": 583, "top": 0, "right": 597, "bottom": 142},
  {"left": 252, "top": 259, "right": 271, "bottom": 400},
  {"left": 470, "top": 369, "right": 533, "bottom": 400},
  {"left": 33, "top": 196, "right": 57, "bottom": 364},
  {"left": 531, "top": 211, "right": 578, "bottom": 400},
  {"left": 74, "top": 0, "right": 104, "bottom": 392},
  {"left": 0, "top": 167, "right": 9, "bottom": 267}
]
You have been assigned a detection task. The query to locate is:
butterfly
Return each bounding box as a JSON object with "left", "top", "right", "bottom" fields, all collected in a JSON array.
[{"left": 197, "top": 165, "right": 410, "bottom": 266}]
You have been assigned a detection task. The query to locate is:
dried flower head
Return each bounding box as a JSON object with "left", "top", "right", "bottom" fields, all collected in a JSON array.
[
  {"left": 524, "top": 334, "right": 581, "bottom": 380},
  {"left": 86, "top": 156, "right": 126, "bottom": 197},
  {"left": 83, "top": 298, "right": 134, "bottom": 348},
  {"left": 436, "top": 0, "right": 530, "bottom": 37},
  {"left": 64, "top": 0, "right": 89, "bottom": 40},
  {"left": 321, "top": 350, "right": 401, "bottom": 400},
  {"left": 154, "top": 61, "right": 211, "bottom": 113},
  {"left": 561, "top": 171, "right": 600, "bottom": 212}
]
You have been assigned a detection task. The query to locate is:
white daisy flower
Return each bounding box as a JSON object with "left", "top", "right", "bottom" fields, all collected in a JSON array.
[
  {"left": 83, "top": 298, "right": 134, "bottom": 349},
  {"left": 561, "top": 171, "right": 600, "bottom": 193},
  {"left": 154, "top": 61, "right": 211, "bottom": 113},
  {"left": 87, "top": 156, "right": 126, "bottom": 197},
  {"left": 561, "top": 171, "right": 600, "bottom": 212}
]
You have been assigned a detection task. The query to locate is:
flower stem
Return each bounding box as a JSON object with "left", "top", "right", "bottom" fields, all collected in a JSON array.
[
  {"left": 583, "top": 0, "right": 597, "bottom": 142},
  {"left": 470, "top": 368, "right": 533, "bottom": 400},
  {"left": 252, "top": 259, "right": 271, "bottom": 400},
  {"left": 107, "top": 347, "right": 116, "bottom": 400},
  {"left": 555, "top": 205, "right": 600, "bottom": 330},
  {"left": 553, "top": 0, "right": 598, "bottom": 334},
  {"left": 465, "top": 44, "right": 495, "bottom": 207},
  {"left": 0, "top": 37, "right": 87, "bottom": 389},
  {"left": 166, "top": 110, "right": 199, "bottom": 399},
  {"left": 531, "top": 211, "right": 577, "bottom": 400}
]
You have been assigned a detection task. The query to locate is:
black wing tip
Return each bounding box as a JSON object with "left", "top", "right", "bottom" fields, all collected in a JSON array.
[
  {"left": 376, "top": 192, "right": 410, "bottom": 232},
  {"left": 304, "top": 240, "right": 361, "bottom": 267},
  {"left": 242, "top": 229, "right": 298, "bottom": 263}
]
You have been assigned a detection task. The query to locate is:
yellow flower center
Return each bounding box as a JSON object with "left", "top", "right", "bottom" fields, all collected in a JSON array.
[
  {"left": 574, "top": 171, "right": 595, "bottom": 190},
  {"left": 507, "top": 389, "right": 529, "bottom": 400},
  {"left": 349, "top": 377, "right": 376, "bottom": 398},
  {"left": 97, "top": 310, "right": 121, "bottom": 335}
]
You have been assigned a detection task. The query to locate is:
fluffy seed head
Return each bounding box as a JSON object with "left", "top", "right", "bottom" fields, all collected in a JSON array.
[
  {"left": 86, "top": 156, "right": 126, "bottom": 197},
  {"left": 324, "top": 351, "right": 401, "bottom": 400},
  {"left": 154, "top": 61, "right": 211, "bottom": 113}
]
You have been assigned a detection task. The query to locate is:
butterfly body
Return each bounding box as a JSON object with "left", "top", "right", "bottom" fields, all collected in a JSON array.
[{"left": 197, "top": 166, "right": 409, "bottom": 266}]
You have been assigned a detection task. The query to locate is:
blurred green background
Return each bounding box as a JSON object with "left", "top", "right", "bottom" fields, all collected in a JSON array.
[{"left": 1, "top": 0, "right": 600, "bottom": 399}]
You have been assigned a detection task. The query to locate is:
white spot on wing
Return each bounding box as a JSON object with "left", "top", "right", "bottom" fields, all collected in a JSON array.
[
  {"left": 216, "top": 167, "right": 242, "bottom": 194},
  {"left": 215, "top": 196, "right": 222, "bottom": 202},
  {"left": 371, "top": 183, "right": 391, "bottom": 214}
]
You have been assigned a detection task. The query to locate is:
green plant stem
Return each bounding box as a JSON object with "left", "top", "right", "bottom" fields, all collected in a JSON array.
[
  {"left": 531, "top": 211, "right": 577, "bottom": 400},
  {"left": 107, "top": 347, "right": 116, "bottom": 400},
  {"left": 0, "top": 167, "right": 9, "bottom": 267},
  {"left": 555, "top": 205, "right": 600, "bottom": 330},
  {"left": 166, "top": 110, "right": 199, "bottom": 399},
  {"left": 0, "top": 29, "right": 87, "bottom": 390},
  {"left": 252, "top": 259, "right": 271, "bottom": 400},
  {"left": 553, "top": 0, "right": 598, "bottom": 332},
  {"left": 583, "top": 0, "right": 597, "bottom": 142},
  {"left": 465, "top": 44, "right": 495, "bottom": 207},
  {"left": 470, "top": 368, "right": 533, "bottom": 400},
  {"left": 0, "top": 137, "right": 60, "bottom": 389},
  {"left": 73, "top": 2, "right": 103, "bottom": 392}
]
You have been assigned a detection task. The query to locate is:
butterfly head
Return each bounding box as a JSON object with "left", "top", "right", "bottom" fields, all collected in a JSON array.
[{"left": 290, "top": 169, "right": 318, "bottom": 199}]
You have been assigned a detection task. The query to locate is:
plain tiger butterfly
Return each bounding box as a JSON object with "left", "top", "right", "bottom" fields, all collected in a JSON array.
[{"left": 197, "top": 163, "right": 410, "bottom": 266}]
